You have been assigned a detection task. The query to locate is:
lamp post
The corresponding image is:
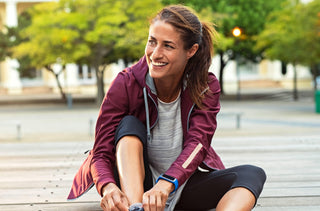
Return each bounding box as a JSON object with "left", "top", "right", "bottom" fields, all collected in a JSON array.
[
  {"left": 232, "top": 27, "right": 241, "bottom": 37},
  {"left": 232, "top": 27, "right": 241, "bottom": 100}
]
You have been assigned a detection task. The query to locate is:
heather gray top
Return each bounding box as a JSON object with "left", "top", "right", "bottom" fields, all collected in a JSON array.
[{"left": 148, "top": 92, "right": 186, "bottom": 211}]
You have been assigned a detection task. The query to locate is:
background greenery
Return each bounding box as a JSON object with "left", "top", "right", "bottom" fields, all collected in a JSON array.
[{"left": 1, "top": 0, "right": 319, "bottom": 103}]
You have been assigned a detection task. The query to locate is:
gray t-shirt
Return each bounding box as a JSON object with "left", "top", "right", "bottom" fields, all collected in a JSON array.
[{"left": 148, "top": 92, "right": 186, "bottom": 210}]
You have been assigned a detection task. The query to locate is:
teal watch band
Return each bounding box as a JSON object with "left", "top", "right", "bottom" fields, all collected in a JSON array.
[{"left": 156, "top": 174, "right": 178, "bottom": 194}]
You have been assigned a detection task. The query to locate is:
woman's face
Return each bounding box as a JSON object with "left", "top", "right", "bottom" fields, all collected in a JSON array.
[{"left": 145, "top": 20, "right": 198, "bottom": 82}]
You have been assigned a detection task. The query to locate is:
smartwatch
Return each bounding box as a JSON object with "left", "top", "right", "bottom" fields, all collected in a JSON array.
[{"left": 156, "top": 174, "right": 179, "bottom": 194}]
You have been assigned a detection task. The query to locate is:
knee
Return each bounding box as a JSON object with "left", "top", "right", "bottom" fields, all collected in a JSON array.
[
  {"left": 114, "top": 115, "right": 147, "bottom": 147},
  {"left": 116, "top": 135, "right": 143, "bottom": 150},
  {"left": 241, "top": 165, "right": 267, "bottom": 184}
]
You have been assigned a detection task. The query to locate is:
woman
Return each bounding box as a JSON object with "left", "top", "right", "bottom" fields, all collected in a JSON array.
[{"left": 68, "top": 5, "right": 266, "bottom": 211}]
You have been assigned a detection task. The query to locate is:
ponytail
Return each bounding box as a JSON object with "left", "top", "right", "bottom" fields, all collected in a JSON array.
[{"left": 185, "top": 21, "right": 216, "bottom": 108}]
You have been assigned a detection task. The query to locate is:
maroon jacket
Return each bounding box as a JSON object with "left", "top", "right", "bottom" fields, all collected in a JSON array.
[{"left": 68, "top": 56, "right": 225, "bottom": 200}]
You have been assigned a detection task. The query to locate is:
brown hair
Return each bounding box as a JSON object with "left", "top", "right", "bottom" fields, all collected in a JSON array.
[{"left": 151, "top": 5, "right": 216, "bottom": 108}]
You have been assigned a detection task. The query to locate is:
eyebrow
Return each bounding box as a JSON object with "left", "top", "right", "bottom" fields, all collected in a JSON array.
[{"left": 149, "top": 36, "right": 176, "bottom": 46}]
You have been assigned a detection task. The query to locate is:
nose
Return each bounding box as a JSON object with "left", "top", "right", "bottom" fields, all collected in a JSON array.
[{"left": 150, "top": 45, "right": 163, "bottom": 60}]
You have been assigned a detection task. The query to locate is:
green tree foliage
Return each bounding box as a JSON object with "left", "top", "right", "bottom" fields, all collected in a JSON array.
[
  {"left": 13, "top": 0, "right": 162, "bottom": 104},
  {"left": 0, "top": 28, "right": 13, "bottom": 61},
  {"left": 0, "top": 23, "right": 22, "bottom": 61},
  {"left": 0, "top": 12, "right": 37, "bottom": 78},
  {"left": 256, "top": 0, "right": 320, "bottom": 98},
  {"left": 162, "top": 0, "right": 284, "bottom": 94},
  {"left": 14, "top": 2, "right": 88, "bottom": 100}
]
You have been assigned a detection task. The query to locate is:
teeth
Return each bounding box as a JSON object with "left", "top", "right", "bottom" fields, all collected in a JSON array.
[{"left": 152, "top": 61, "right": 167, "bottom": 66}]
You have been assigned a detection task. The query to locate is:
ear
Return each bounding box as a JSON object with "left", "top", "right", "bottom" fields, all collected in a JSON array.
[{"left": 186, "top": 44, "right": 199, "bottom": 59}]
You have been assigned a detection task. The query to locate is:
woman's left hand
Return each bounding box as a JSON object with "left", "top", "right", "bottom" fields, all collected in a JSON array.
[{"left": 142, "top": 180, "right": 174, "bottom": 211}]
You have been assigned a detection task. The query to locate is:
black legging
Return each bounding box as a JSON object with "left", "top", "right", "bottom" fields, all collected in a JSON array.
[
  {"left": 175, "top": 165, "right": 266, "bottom": 210},
  {"left": 114, "top": 116, "right": 266, "bottom": 210}
]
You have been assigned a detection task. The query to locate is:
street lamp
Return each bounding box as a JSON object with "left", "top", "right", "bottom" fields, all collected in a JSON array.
[
  {"left": 232, "top": 27, "right": 242, "bottom": 100},
  {"left": 232, "top": 27, "right": 241, "bottom": 37}
]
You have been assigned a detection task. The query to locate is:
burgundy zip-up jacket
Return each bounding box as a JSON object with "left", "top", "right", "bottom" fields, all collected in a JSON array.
[{"left": 68, "top": 56, "right": 225, "bottom": 200}]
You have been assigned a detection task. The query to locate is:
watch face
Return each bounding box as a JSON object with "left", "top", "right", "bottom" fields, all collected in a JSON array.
[{"left": 163, "top": 174, "right": 175, "bottom": 181}]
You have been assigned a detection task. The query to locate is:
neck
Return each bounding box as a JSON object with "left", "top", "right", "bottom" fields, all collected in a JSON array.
[{"left": 154, "top": 79, "right": 182, "bottom": 103}]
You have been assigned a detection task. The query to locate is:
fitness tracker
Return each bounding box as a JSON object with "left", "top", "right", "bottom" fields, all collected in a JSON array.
[{"left": 156, "top": 174, "right": 179, "bottom": 194}]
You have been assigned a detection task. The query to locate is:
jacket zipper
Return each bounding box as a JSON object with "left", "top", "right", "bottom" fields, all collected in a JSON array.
[
  {"left": 187, "top": 104, "right": 195, "bottom": 131},
  {"left": 143, "top": 87, "right": 159, "bottom": 143},
  {"left": 148, "top": 93, "right": 159, "bottom": 130}
]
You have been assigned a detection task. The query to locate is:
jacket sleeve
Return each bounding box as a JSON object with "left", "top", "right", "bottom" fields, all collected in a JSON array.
[
  {"left": 91, "top": 72, "right": 130, "bottom": 196},
  {"left": 165, "top": 74, "right": 221, "bottom": 187}
]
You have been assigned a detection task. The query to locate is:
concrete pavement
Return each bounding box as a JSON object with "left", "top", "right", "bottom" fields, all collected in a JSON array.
[
  {"left": 0, "top": 89, "right": 318, "bottom": 141},
  {"left": 0, "top": 90, "right": 319, "bottom": 210}
]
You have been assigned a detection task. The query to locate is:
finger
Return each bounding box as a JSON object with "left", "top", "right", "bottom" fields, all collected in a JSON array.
[
  {"left": 100, "top": 200, "right": 105, "bottom": 211},
  {"left": 121, "top": 195, "right": 130, "bottom": 208},
  {"left": 107, "top": 196, "right": 120, "bottom": 211},
  {"left": 149, "top": 194, "right": 156, "bottom": 211},
  {"left": 112, "top": 193, "right": 128, "bottom": 211},
  {"left": 156, "top": 194, "right": 163, "bottom": 211},
  {"left": 161, "top": 193, "right": 168, "bottom": 211},
  {"left": 100, "top": 198, "right": 110, "bottom": 211},
  {"left": 142, "top": 194, "right": 150, "bottom": 211}
]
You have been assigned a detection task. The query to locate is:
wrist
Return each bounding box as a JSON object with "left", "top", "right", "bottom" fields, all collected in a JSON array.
[
  {"left": 156, "top": 174, "right": 178, "bottom": 194},
  {"left": 156, "top": 179, "right": 175, "bottom": 194},
  {"left": 102, "top": 182, "right": 116, "bottom": 196}
]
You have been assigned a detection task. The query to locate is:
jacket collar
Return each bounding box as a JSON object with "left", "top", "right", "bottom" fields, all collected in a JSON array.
[
  {"left": 146, "top": 73, "right": 157, "bottom": 95},
  {"left": 130, "top": 55, "right": 149, "bottom": 89}
]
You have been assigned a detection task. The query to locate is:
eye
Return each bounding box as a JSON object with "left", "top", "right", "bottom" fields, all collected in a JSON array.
[
  {"left": 148, "top": 39, "right": 156, "bottom": 46},
  {"left": 165, "top": 44, "right": 174, "bottom": 49}
]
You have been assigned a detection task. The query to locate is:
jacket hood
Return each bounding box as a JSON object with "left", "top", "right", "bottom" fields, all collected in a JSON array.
[{"left": 129, "top": 55, "right": 149, "bottom": 89}]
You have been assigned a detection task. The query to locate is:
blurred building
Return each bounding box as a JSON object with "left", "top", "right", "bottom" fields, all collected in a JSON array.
[
  {"left": 0, "top": 0, "right": 123, "bottom": 96},
  {"left": 0, "top": 0, "right": 54, "bottom": 94},
  {"left": 0, "top": 0, "right": 314, "bottom": 96},
  {"left": 210, "top": 57, "right": 313, "bottom": 94},
  {"left": 0, "top": 0, "right": 119, "bottom": 94}
]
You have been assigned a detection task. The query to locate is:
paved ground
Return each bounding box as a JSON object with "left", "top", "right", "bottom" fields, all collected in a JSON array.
[{"left": 0, "top": 89, "right": 319, "bottom": 210}]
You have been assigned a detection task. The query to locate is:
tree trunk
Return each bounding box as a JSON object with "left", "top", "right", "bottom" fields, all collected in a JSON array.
[
  {"left": 45, "top": 65, "right": 66, "bottom": 101},
  {"left": 54, "top": 73, "right": 66, "bottom": 101},
  {"left": 218, "top": 52, "right": 227, "bottom": 95},
  {"left": 95, "top": 66, "right": 105, "bottom": 106},
  {"left": 311, "top": 64, "right": 320, "bottom": 92},
  {"left": 293, "top": 64, "right": 298, "bottom": 101}
]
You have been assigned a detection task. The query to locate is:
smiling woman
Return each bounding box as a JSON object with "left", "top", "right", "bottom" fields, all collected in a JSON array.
[
  {"left": 146, "top": 5, "right": 214, "bottom": 107},
  {"left": 145, "top": 20, "right": 198, "bottom": 102},
  {"left": 68, "top": 5, "right": 266, "bottom": 211}
]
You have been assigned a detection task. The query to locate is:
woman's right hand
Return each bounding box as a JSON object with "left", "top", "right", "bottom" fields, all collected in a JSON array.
[{"left": 100, "top": 183, "right": 129, "bottom": 211}]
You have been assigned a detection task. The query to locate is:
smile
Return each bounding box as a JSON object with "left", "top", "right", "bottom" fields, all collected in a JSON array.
[{"left": 151, "top": 60, "right": 168, "bottom": 67}]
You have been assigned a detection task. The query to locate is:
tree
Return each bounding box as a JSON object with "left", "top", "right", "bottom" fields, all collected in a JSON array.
[
  {"left": 10, "top": 12, "right": 39, "bottom": 79},
  {"left": 1, "top": 11, "right": 39, "bottom": 86},
  {"left": 0, "top": 27, "right": 13, "bottom": 62},
  {"left": 256, "top": 0, "right": 320, "bottom": 99},
  {"left": 0, "top": 22, "right": 22, "bottom": 62},
  {"left": 13, "top": 0, "right": 162, "bottom": 104},
  {"left": 13, "top": 2, "right": 86, "bottom": 100},
  {"left": 298, "top": 0, "right": 320, "bottom": 91},
  {"left": 115, "top": 0, "right": 161, "bottom": 66},
  {"left": 161, "top": 0, "right": 285, "bottom": 94}
]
